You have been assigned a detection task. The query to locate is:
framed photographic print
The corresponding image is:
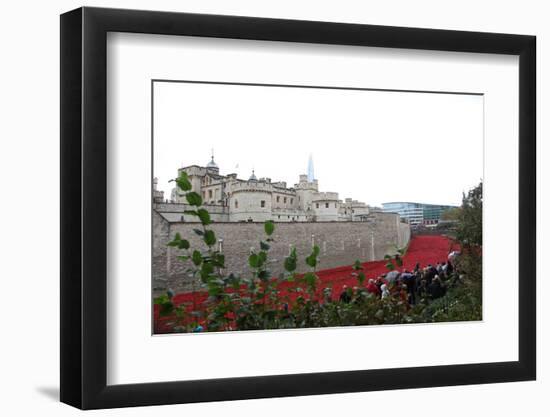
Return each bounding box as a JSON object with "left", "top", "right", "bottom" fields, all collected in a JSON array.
[{"left": 60, "top": 6, "right": 536, "bottom": 409}]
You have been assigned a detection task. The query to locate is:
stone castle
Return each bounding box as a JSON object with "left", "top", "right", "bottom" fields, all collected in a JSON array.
[
  {"left": 154, "top": 154, "right": 373, "bottom": 223},
  {"left": 152, "top": 154, "right": 411, "bottom": 293}
]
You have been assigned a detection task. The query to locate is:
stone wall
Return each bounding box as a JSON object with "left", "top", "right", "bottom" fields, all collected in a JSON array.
[
  {"left": 153, "top": 211, "right": 410, "bottom": 294},
  {"left": 398, "top": 221, "right": 411, "bottom": 249}
]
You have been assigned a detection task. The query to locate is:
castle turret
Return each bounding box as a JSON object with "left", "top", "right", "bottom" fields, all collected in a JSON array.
[
  {"left": 312, "top": 192, "right": 339, "bottom": 221},
  {"left": 228, "top": 180, "right": 272, "bottom": 222},
  {"left": 206, "top": 151, "right": 219, "bottom": 174},
  {"left": 153, "top": 177, "right": 165, "bottom": 203},
  {"left": 295, "top": 173, "right": 319, "bottom": 213}
]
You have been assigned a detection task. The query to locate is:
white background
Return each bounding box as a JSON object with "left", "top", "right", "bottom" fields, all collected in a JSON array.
[{"left": 0, "top": 0, "right": 546, "bottom": 416}]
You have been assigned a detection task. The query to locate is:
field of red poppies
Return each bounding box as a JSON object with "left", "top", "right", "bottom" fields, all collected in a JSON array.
[{"left": 154, "top": 234, "right": 458, "bottom": 332}]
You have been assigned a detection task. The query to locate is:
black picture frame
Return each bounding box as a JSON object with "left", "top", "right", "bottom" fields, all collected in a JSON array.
[{"left": 60, "top": 6, "right": 536, "bottom": 410}]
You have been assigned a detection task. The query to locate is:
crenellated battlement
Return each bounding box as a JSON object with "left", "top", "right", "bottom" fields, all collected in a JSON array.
[
  {"left": 313, "top": 192, "right": 339, "bottom": 201},
  {"left": 229, "top": 180, "right": 275, "bottom": 194}
]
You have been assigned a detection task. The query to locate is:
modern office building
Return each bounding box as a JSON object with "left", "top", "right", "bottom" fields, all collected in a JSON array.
[{"left": 381, "top": 201, "right": 457, "bottom": 226}]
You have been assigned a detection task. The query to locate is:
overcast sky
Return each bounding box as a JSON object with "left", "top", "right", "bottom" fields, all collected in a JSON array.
[{"left": 153, "top": 81, "right": 483, "bottom": 207}]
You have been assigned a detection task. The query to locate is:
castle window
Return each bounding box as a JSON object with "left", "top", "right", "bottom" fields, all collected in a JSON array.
[
  {"left": 325, "top": 203, "right": 329, "bottom": 208},
  {"left": 202, "top": 191, "right": 206, "bottom": 199},
  {"left": 276, "top": 196, "right": 280, "bottom": 203},
  {"left": 208, "top": 190, "right": 213, "bottom": 198},
  {"left": 335, "top": 203, "right": 337, "bottom": 208},
  {"left": 235, "top": 200, "right": 238, "bottom": 209},
  {"left": 316, "top": 203, "right": 319, "bottom": 209},
  {"left": 278, "top": 215, "right": 280, "bottom": 219},
  {"left": 283, "top": 197, "right": 287, "bottom": 204},
  {"left": 261, "top": 200, "right": 266, "bottom": 208},
  {"left": 290, "top": 198, "right": 294, "bottom": 204}
]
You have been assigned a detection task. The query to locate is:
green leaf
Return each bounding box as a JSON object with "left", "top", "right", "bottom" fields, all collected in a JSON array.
[
  {"left": 305, "top": 254, "right": 317, "bottom": 268},
  {"left": 167, "top": 232, "right": 182, "bottom": 247},
  {"left": 192, "top": 250, "right": 202, "bottom": 266},
  {"left": 201, "top": 262, "right": 214, "bottom": 275},
  {"left": 258, "top": 270, "right": 270, "bottom": 280},
  {"left": 304, "top": 272, "right": 317, "bottom": 287},
  {"left": 312, "top": 245, "right": 320, "bottom": 257},
  {"left": 200, "top": 261, "right": 215, "bottom": 283},
  {"left": 385, "top": 262, "right": 395, "bottom": 271},
  {"left": 207, "top": 285, "right": 223, "bottom": 296},
  {"left": 197, "top": 208, "right": 211, "bottom": 225},
  {"left": 260, "top": 241, "right": 270, "bottom": 251},
  {"left": 184, "top": 210, "right": 199, "bottom": 216},
  {"left": 178, "top": 239, "right": 190, "bottom": 250},
  {"left": 249, "top": 253, "right": 260, "bottom": 268},
  {"left": 284, "top": 256, "right": 297, "bottom": 272},
  {"left": 154, "top": 295, "right": 170, "bottom": 305},
  {"left": 176, "top": 172, "right": 192, "bottom": 191},
  {"left": 203, "top": 230, "right": 216, "bottom": 246},
  {"left": 258, "top": 251, "right": 267, "bottom": 265},
  {"left": 212, "top": 253, "right": 225, "bottom": 268},
  {"left": 358, "top": 272, "right": 366, "bottom": 285},
  {"left": 177, "top": 255, "right": 190, "bottom": 261},
  {"left": 395, "top": 257, "right": 403, "bottom": 267},
  {"left": 353, "top": 260, "right": 363, "bottom": 270},
  {"left": 264, "top": 220, "right": 275, "bottom": 236},
  {"left": 186, "top": 192, "right": 202, "bottom": 206},
  {"left": 384, "top": 254, "right": 392, "bottom": 260},
  {"left": 159, "top": 302, "right": 174, "bottom": 317}
]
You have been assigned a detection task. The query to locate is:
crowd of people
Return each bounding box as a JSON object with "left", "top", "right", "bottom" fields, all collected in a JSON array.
[{"left": 336, "top": 253, "right": 461, "bottom": 306}]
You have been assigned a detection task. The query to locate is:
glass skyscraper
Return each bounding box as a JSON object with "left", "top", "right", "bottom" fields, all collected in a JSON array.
[{"left": 307, "top": 153, "right": 315, "bottom": 182}]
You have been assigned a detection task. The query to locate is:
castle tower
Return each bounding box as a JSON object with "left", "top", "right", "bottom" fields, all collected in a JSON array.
[
  {"left": 295, "top": 173, "right": 318, "bottom": 216},
  {"left": 206, "top": 149, "right": 219, "bottom": 174},
  {"left": 152, "top": 177, "right": 164, "bottom": 203}
]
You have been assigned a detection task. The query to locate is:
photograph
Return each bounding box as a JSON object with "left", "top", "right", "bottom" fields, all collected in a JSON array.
[{"left": 152, "top": 80, "right": 484, "bottom": 334}]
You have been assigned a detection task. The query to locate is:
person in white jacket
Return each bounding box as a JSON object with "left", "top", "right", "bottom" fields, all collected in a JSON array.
[{"left": 380, "top": 283, "right": 390, "bottom": 299}]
